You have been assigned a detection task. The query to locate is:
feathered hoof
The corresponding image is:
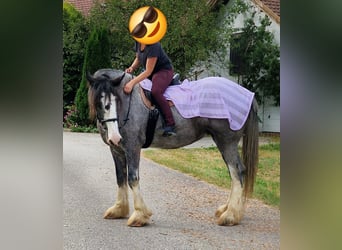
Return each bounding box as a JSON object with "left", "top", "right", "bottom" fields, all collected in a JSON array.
[
  {"left": 127, "top": 210, "right": 152, "bottom": 227},
  {"left": 216, "top": 209, "right": 241, "bottom": 226},
  {"left": 215, "top": 204, "right": 228, "bottom": 218},
  {"left": 103, "top": 204, "right": 129, "bottom": 219}
]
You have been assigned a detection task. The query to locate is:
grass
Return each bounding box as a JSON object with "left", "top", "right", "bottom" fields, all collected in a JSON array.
[{"left": 142, "top": 140, "right": 280, "bottom": 207}]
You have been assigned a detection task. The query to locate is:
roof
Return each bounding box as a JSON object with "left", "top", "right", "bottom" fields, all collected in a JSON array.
[
  {"left": 65, "top": 0, "right": 280, "bottom": 23},
  {"left": 252, "top": 0, "right": 280, "bottom": 23},
  {"left": 208, "top": 0, "right": 280, "bottom": 23},
  {"left": 64, "top": 0, "right": 95, "bottom": 16},
  {"left": 261, "top": 0, "right": 280, "bottom": 17}
]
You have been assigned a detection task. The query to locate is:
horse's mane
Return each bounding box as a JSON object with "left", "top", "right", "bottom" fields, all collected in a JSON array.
[{"left": 87, "top": 69, "right": 125, "bottom": 120}]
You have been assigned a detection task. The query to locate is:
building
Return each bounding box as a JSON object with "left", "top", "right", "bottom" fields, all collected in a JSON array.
[{"left": 197, "top": 0, "right": 280, "bottom": 133}]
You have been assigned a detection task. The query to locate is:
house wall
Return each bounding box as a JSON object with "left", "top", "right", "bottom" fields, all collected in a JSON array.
[
  {"left": 190, "top": 0, "right": 280, "bottom": 133},
  {"left": 259, "top": 98, "right": 280, "bottom": 132},
  {"left": 231, "top": 1, "right": 280, "bottom": 45}
]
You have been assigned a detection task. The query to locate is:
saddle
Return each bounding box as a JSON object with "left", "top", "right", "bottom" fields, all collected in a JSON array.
[
  {"left": 140, "top": 73, "right": 181, "bottom": 148},
  {"left": 140, "top": 73, "right": 181, "bottom": 108}
]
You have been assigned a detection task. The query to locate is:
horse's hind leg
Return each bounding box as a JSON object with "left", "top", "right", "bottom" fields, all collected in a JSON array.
[
  {"left": 212, "top": 135, "right": 246, "bottom": 226},
  {"left": 104, "top": 149, "right": 129, "bottom": 219},
  {"left": 126, "top": 148, "right": 152, "bottom": 227}
]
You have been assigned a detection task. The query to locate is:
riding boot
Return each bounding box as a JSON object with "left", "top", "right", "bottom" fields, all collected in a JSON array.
[{"left": 163, "top": 125, "right": 176, "bottom": 137}]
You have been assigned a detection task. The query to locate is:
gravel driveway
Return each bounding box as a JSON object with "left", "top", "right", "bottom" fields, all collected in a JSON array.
[{"left": 63, "top": 132, "right": 279, "bottom": 249}]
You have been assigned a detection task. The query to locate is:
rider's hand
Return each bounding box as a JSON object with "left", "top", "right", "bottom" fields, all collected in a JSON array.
[
  {"left": 125, "top": 67, "right": 134, "bottom": 73},
  {"left": 124, "top": 81, "right": 134, "bottom": 94}
]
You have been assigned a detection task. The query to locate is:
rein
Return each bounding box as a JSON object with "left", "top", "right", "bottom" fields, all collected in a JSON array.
[{"left": 119, "top": 93, "right": 132, "bottom": 128}]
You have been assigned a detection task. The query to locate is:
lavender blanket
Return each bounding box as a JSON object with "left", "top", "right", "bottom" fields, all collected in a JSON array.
[{"left": 140, "top": 77, "right": 255, "bottom": 131}]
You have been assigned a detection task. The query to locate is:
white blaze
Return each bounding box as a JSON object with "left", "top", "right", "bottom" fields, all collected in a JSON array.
[{"left": 102, "top": 93, "right": 122, "bottom": 146}]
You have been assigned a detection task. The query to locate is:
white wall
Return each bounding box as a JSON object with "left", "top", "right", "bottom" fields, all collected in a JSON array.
[
  {"left": 259, "top": 98, "right": 280, "bottom": 132},
  {"left": 231, "top": 2, "right": 280, "bottom": 45}
]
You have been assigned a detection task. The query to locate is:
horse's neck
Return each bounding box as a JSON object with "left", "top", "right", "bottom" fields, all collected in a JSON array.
[
  {"left": 131, "top": 84, "right": 145, "bottom": 108},
  {"left": 117, "top": 84, "right": 145, "bottom": 120}
]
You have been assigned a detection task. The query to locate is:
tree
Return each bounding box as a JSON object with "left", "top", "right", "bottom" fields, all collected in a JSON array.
[
  {"left": 220, "top": 0, "right": 280, "bottom": 105},
  {"left": 158, "top": 0, "right": 222, "bottom": 78},
  {"left": 88, "top": 0, "right": 222, "bottom": 78},
  {"left": 74, "top": 26, "right": 112, "bottom": 126},
  {"left": 88, "top": 0, "right": 155, "bottom": 71},
  {"left": 231, "top": 13, "right": 280, "bottom": 105},
  {"left": 63, "top": 2, "right": 88, "bottom": 113}
]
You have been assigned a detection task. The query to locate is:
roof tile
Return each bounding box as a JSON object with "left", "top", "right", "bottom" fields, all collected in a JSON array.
[
  {"left": 261, "top": 0, "right": 280, "bottom": 17},
  {"left": 65, "top": 0, "right": 94, "bottom": 16}
]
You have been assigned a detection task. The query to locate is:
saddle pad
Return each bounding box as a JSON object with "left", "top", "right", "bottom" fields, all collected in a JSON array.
[{"left": 140, "top": 77, "right": 255, "bottom": 131}]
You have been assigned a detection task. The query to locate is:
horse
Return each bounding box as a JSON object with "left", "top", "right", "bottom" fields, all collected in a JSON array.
[{"left": 87, "top": 68, "right": 258, "bottom": 227}]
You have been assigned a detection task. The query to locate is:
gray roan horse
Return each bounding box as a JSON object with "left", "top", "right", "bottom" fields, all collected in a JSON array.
[{"left": 87, "top": 68, "right": 258, "bottom": 227}]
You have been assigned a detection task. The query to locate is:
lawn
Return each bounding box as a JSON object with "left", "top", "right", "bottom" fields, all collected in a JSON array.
[{"left": 142, "top": 141, "right": 280, "bottom": 207}]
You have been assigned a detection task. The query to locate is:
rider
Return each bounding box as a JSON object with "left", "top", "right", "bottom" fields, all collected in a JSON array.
[{"left": 124, "top": 41, "right": 176, "bottom": 136}]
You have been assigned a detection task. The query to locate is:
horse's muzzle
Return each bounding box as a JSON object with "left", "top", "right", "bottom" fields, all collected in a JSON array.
[{"left": 108, "top": 133, "right": 122, "bottom": 147}]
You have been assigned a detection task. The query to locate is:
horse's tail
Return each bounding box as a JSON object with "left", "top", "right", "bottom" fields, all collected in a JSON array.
[{"left": 242, "top": 98, "right": 259, "bottom": 198}]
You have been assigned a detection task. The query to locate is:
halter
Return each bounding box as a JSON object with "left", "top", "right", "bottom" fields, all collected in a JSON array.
[{"left": 96, "top": 73, "right": 132, "bottom": 129}]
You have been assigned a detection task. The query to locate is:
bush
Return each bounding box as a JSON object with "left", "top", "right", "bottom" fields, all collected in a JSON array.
[
  {"left": 63, "top": 104, "right": 98, "bottom": 133},
  {"left": 63, "top": 2, "right": 88, "bottom": 115},
  {"left": 63, "top": 104, "right": 80, "bottom": 128},
  {"left": 74, "top": 26, "right": 112, "bottom": 126}
]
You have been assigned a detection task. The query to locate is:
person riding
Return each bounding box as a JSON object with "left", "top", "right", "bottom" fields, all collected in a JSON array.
[{"left": 124, "top": 41, "right": 176, "bottom": 136}]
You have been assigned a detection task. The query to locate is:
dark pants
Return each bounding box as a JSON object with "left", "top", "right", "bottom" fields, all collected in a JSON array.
[{"left": 151, "top": 69, "right": 175, "bottom": 127}]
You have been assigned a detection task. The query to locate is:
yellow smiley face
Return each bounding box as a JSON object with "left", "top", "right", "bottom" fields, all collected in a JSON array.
[{"left": 129, "top": 6, "right": 167, "bottom": 45}]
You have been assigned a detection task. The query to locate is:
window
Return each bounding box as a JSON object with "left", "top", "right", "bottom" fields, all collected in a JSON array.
[{"left": 229, "top": 32, "right": 246, "bottom": 75}]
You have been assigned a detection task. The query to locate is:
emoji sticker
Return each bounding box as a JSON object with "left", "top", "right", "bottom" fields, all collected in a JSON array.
[{"left": 129, "top": 6, "right": 167, "bottom": 44}]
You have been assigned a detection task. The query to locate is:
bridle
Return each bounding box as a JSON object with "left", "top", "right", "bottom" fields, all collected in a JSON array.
[
  {"left": 96, "top": 115, "right": 118, "bottom": 126},
  {"left": 96, "top": 73, "right": 132, "bottom": 129},
  {"left": 96, "top": 95, "right": 131, "bottom": 129}
]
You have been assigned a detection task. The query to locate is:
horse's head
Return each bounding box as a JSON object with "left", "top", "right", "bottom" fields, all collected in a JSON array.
[{"left": 87, "top": 69, "right": 132, "bottom": 147}]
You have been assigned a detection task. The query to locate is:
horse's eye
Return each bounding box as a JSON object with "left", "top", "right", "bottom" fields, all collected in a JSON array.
[{"left": 105, "top": 104, "right": 111, "bottom": 110}]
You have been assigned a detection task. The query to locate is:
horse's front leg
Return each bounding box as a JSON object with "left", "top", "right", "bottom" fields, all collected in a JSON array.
[
  {"left": 126, "top": 148, "right": 152, "bottom": 227},
  {"left": 104, "top": 148, "right": 129, "bottom": 219}
]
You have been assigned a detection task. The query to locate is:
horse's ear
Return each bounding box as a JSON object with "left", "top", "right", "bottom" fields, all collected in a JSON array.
[
  {"left": 86, "top": 72, "right": 96, "bottom": 87},
  {"left": 110, "top": 73, "right": 126, "bottom": 86}
]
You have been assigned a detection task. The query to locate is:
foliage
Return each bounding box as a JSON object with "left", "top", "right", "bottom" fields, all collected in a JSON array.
[
  {"left": 75, "top": 26, "right": 112, "bottom": 126},
  {"left": 88, "top": 0, "right": 222, "bottom": 78},
  {"left": 234, "top": 14, "right": 280, "bottom": 105},
  {"left": 63, "top": 3, "right": 88, "bottom": 113},
  {"left": 88, "top": 0, "right": 142, "bottom": 70},
  {"left": 218, "top": 0, "right": 280, "bottom": 105},
  {"left": 63, "top": 104, "right": 98, "bottom": 132},
  {"left": 63, "top": 104, "right": 80, "bottom": 128},
  {"left": 158, "top": 0, "right": 222, "bottom": 78}
]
